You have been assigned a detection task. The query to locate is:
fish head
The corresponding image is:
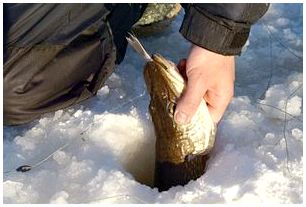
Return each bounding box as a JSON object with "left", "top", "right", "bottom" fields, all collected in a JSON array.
[{"left": 144, "top": 54, "right": 185, "bottom": 104}]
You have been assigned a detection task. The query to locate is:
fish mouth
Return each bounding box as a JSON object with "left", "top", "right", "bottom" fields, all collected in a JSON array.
[
  {"left": 152, "top": 54, "right": 173, "bottom": 70},
  {"left": 151, "top": 54, "right": 185, "bottom": 97}
]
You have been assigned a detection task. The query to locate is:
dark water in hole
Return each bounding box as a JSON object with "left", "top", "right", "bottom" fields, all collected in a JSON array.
[{"left": 122, "top": 138, "right": 210, "bottom": 191}]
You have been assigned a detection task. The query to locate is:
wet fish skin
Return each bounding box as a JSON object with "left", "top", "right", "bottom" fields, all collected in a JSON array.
[
  {"left": 154, "top": 153, "right": 210, "bottom": 192},
  {"left": 143, "top": 54, "right": 216, "bottom": 191},
  {"left": 144, "top": 54, "right": 216, "bottom": 164},
  {"left": 126, "top": 33, "right": 216, "bottom": 191}
]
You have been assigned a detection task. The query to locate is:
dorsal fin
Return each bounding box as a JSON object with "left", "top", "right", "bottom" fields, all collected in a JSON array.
[{"left": 126, "top": 32, "right": 153, "bottom": 62}]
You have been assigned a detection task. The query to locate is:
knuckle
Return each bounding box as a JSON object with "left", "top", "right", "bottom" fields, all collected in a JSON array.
[
  {"left": 177, "top": 100, "right": 199, "bottom": 114},
  {"left": 186, "top": 66, "right": 203, "bottom": 78},
  {"left": 185, "top": 101, "right": 199, "bottom": 110}
]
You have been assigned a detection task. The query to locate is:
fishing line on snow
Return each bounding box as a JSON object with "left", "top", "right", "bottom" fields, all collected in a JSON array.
[
  {"left": 4, "top": 89, "right": 147, "bottom": 174},
  {"left": 278, "top": 85, "right": 302, "bottom": 173},
  {"left": 262, "top": 22, "right": 302, "bottom": 61}
]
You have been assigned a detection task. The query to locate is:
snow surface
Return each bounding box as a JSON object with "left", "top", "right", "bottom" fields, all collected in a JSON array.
[{"left": 3, "top": 3, "right": 303, "bottom": 204}]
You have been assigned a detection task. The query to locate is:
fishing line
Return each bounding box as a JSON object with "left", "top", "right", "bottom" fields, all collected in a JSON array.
[
  {"left": 263, "top": 22, "right": 302, "bottom": 61},
  {"left": 255, "top": 102, "right": 302, "bottom": 123},
  {"left": 4, "top": 89, "right": 147, "bottom": 174},
  {"left": 80, "top": 89, "right": 147, "bottom": 135},
  {"left": 4, "top": 141, "right": 73, "bottom": 174},
  {"left": 254, "top": 20, "right": 302, "bottom": 173},
  {"left": 262, "top": 84, "right": 303, "bottom": 174},
  {"left": 258, "top": 31, "right": 273, "bottom": 100},
  {"left": 281, "top": 85, "right": 302, "bottom": 173},
  {"left": 257, "top": 85, "right": 302, "bottom": 173}
]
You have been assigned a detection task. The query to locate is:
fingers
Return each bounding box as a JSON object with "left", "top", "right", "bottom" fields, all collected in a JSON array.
[
  {"left": 174, "top": 70, "right": 208, "bottom": 124},
  {"left": 174, "top": 46, "right": 235, "bottom": 125},
  {"left": 204, "top": 89, "right": 234, "bottom": 123},
  {"left": 203, "top": 58, "right": 235, "bottom": 123}
]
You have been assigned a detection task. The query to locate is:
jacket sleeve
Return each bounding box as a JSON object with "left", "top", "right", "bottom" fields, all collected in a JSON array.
[{"left": 180, "top": 3, "right": 269, "bottom": 55}]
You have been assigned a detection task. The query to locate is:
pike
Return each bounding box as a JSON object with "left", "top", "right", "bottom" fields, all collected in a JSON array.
[{"left": 126, "top": 33, "right": 217, "bottom": 191}]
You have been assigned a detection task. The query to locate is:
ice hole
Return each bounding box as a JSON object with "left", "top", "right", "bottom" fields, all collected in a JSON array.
[{"left": 122, "top": 145, "right": 156, "bottom": 188}]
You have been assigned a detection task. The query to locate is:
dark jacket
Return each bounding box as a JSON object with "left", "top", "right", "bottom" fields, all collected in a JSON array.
[
  {"left": 180, "top": 3, "right": 269, "bottom": 55},
  {"left": 3, "top": 3, "right": 269, "bottom": 125}
]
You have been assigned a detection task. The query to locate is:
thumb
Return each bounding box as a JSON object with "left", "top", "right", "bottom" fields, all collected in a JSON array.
[{"left": 174, "top": 72, "right": 207, "bottom": 124}]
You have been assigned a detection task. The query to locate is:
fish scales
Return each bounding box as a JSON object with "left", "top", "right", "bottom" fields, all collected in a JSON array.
[
  {"left": 126, "top": 33, "right": 216, "bottom": 191},
  {"left": 144, "top": 55, "right": 216, "bottom": 165}
]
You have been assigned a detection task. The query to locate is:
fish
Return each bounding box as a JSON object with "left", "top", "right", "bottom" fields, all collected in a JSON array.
[{"left": 126, "top": 33, "right": 217, "bottom": 191}]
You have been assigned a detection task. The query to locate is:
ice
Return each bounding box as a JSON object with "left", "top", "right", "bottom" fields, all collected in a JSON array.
[
  {"left": 291, "top": 128, "right": 302, "bottom": 140},
  {"left": 275, "top": 17, "right": 289, "bottom": 27},
  {"left": 3, "top": 3, "right": 303, "bottom": 204},
  {"left": 107, "top": 73, "right": 122, "bottom": 89},
  {"left": 259, "top": 73, "right": 302, "bottom": 120},
  {"left": 52, "top": 150, "right": 70, "bottom": 166},
  {"left": 50, "top": 191, "right": 69, "bottom": 204},
  {"left": 3, "top": 181, "right": 39, "bottom": 204},
  {"left": 97, "top": 85, "right": 110, "bottom": 97}
]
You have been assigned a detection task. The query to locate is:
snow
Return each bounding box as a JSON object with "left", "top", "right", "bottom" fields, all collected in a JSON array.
[{"left": 3, "top": 3, "right": 303, "bottom": 204}]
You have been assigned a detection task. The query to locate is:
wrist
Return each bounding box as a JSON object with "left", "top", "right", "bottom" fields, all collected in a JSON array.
[{"left": 188, "top": 44, "right": 234, "bottom": 64}]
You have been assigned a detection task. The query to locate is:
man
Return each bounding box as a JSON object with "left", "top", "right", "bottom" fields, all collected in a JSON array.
[{"left": 3, "top": 3, "right": 269, "bottom": 125}]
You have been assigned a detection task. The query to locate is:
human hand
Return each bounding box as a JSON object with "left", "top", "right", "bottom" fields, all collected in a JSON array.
[{"left": 174, "top": 44, "right": 235, "bottom": 124}]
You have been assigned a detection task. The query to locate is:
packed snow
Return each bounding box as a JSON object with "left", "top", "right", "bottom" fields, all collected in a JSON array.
[{"left": 3, "top": 3, "right": 303, "bottom": 204}]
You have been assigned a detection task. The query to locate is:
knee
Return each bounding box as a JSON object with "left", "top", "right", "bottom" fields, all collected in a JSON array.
[{"left": 3, "top": 78, "right": 38, "bottom": 126}]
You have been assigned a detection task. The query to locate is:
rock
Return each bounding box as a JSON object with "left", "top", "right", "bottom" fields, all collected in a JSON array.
[{"left": 132, "top": 3, "right": 181, "bottom": 37}]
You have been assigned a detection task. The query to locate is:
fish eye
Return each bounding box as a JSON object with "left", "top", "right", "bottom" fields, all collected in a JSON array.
[{"left": 166, "top": 101, "right": 176, "bottom": 116}]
